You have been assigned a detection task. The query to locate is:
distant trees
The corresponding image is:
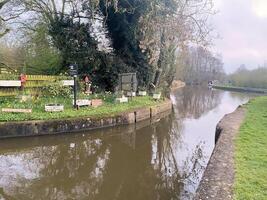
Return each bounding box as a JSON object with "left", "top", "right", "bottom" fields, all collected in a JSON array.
[
  {"left": 229, "top": 67, "right": 267, "bottom": 89},
  {"left": 22, "top": 24, "right": 62, "bottom": 75},
  {"left": 0, "top": 42, "right": 25, "bottom": 71},
  {"left": 176, "top": 46, "right": 225, "bottom": 84}
]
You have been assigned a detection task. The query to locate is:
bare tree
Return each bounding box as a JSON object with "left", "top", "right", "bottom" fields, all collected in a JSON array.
[
  {"left": 176, "top": 46, "right": 225, "bottom": 84},
  {"left": 136, "top": 0, "right": 215, "bottom": 88},
  {"left": 0, "top": 0, "right": 10, "bottom": 37}
]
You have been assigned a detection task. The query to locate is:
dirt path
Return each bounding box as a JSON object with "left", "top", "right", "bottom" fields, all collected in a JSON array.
[{"left": 194, "top": 107, "right": 246, "bottom": 200}]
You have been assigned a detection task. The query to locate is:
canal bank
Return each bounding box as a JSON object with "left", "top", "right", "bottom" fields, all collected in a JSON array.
[
  {"left": 194, "top": 106, "right": 246, "bottom": 200},
  {"left": 0, "top": 99, "right": 172, "bottom": 139},
  {"left": 213, "top": 85, "right": 267, "bottom": 94},
  {"left": 195, "top": 96, "right": 267, "bottom": 200}
]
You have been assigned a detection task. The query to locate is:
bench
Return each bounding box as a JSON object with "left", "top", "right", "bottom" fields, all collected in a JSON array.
[
  {"left": 116, "top": 96, "right": 128, "bottom": 103},
  {"left": 73, "top": 99, "right": 91, "bottom": 108}
]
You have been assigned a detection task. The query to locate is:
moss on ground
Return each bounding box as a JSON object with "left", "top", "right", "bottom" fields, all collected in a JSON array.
[{"left": 234, "top": 96, "right": 267, "bottom": 200}]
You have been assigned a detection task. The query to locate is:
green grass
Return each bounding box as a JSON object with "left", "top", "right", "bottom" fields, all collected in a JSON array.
[
  {"left": 234, "top": 96, "right": 267, "bottom": 200},
  {"left": 0, "top": 96, "right": 160, "bottom": 122}
]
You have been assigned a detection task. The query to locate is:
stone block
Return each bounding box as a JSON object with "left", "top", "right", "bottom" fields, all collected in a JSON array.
[
  {"left": 135, "top": 108, "right": 151, "bottom": 122},
  {"left": 91, "top": 99, "right": 103, "bottom": 108}
]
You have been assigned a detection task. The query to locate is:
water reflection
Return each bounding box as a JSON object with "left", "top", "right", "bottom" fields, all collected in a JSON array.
[
  {"left": 0, "top": 87, "right": 252, "bottom": 200},
  {"left": 172, "top": 86, "right": 222, "bottom": 119}
]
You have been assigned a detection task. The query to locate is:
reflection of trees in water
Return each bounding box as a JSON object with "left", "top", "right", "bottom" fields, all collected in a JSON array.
[
  {"left": 173, "top": 86, "right": 222, "bottom": 119},
  {"left": 0, "top": 138, "right": 113, "bottom": 199},
  {"left": 150, "top": 116, "right": 208, "bottom": 200},
  {"left": 178, "top": 141, "right": 207, "bottom": 200},
  {"left": 149, "top": 116, "right": 182, "bottom": 199}
]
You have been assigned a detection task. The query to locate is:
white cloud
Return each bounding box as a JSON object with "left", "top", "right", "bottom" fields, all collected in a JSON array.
[
  {"left": 212, "top": 0, "right": 267, "bottom": 73},
  {"left": 252, "top": 0, "right": 267, "bottom": 18}
]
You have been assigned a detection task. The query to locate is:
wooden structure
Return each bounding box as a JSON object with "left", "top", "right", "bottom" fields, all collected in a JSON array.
[
  {"left": 2, "top": 108, "right": 32, "bottom": 113},
  {"left": 118, "top": 73, "right": 137, "bottom": 93}
]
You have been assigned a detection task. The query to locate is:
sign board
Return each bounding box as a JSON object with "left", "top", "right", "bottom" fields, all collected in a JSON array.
[
  {"left": 0, "top": 80, "right": 21, "bottom": 87},
  {"left": 62, "top": 80, "right": 74, "bottom": 86},
  {"left": 69, "top": 64, "right": 78, "bottom": 76},
  {"left": 119, "top": 73, "right": 137, "bottom": 92}
]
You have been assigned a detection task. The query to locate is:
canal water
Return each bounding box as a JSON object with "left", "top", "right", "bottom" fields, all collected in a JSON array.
[{"left": 0, "top": 87, "right": 253, "bottom": 200}]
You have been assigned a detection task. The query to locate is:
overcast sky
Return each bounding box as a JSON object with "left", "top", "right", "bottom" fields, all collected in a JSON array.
[{"left": 212, "top": 0, "right": 267, "bottom": 73}]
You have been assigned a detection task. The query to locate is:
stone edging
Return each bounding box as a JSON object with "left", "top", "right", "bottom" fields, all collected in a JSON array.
[
  {"left": 194, "top": 106, "right": 246, "bottom": 200},
  {"left": 0, "top": 99, "right": 172, "bottom": 139}
]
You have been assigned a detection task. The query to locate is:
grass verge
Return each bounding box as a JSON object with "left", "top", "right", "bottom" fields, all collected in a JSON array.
[
  {"left": 234, "top": 96, "right": 267, "bottom": 200},
  {"left": 0, "top": 96, "right": 160, "bottom": 122}
]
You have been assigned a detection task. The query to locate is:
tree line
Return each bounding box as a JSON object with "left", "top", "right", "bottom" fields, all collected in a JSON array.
[
  {"left": 0, "top": 0, "right": 219, "bottom": 91},
  {"left": 229, "top": 65, "right": 267, "bottom": 89},
  {"left": 175, "top": 46, "right": 225, "bottom": 85}
]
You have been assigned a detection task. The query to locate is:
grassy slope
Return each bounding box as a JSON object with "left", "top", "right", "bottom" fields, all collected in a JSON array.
[
  {"left": 0, "top": 96, "right": 159, "bottom": 122},
  {"left": 234, "top": 96, "right": 267, "bottom": 200}
]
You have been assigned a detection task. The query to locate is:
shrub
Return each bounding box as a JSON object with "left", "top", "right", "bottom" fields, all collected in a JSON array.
[{"left": 41, "top": 82, "right": 72, "bottom": 98}]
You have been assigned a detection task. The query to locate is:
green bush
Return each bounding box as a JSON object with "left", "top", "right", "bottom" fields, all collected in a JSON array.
[{"left": 41, "top": 82, "right": 72, "bottom": 98}]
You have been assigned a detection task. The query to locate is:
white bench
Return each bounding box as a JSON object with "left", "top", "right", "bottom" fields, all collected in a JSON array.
[
  {"left": 116, "top": 96, "right": 128, "bottom": 103},
  {"left": 153, "top": 93, "right": 161, "bottom": 100},
  {"left": 138, "top": 91, "right": 147, "bottom": 96},
  {"left": 126, "top": 92, "right": 136, "bottom": 97},
  {"left": 73, "top": 99, "right": 91, "bottom": 108},
  {"left": 0, "top": 80, "right": 21, "bottom": 87},
  {"left": 45, "top": 104, "right": 64, "bottom": 112}
]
